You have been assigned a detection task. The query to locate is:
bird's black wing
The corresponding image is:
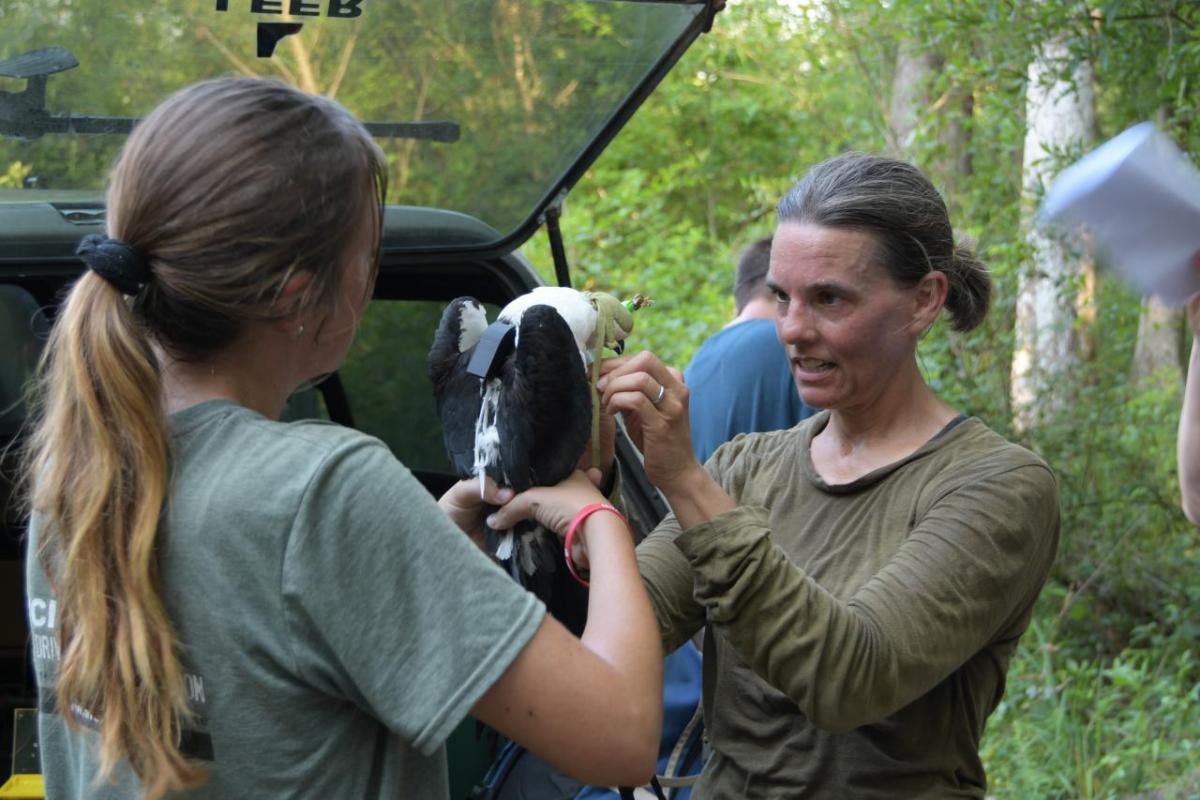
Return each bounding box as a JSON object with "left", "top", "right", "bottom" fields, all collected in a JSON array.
[
  {"left": 496, "top": 304, "right": 592, "bottom": 493},
  {"left": 428, "top": 297, "right": 487, "bottom": 478}
]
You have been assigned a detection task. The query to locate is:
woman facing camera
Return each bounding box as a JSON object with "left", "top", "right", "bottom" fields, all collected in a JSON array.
[{"left": 569, "top": 153, "right": 1059, "bottom": 798}]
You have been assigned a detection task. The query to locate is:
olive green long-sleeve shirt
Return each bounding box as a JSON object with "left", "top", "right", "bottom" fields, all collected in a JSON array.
[{"left": 637, "top": 412, "right": 1060, "bottom": 799}]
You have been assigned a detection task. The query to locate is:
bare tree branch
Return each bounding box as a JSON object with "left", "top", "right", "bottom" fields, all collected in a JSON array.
[
  {"left": 326, "top": 28, "right": 361, "bottom": 100},
  {"left": 1052, "top": 512, "right": 1146, "bottom": 635},
  {"left": 288, "top": 32, "right": 319, "bottom": 94},
  {"left": 196, "top": 26, "right": 261, "bottom": 79}
]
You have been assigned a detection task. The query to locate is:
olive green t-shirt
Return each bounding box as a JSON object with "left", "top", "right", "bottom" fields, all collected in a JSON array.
[
  {"left": 27, "top": 399, "right": 544, "bottom": 799},
  {"left": 637, "top": 411, "right": 1059, "bottom": 799}
]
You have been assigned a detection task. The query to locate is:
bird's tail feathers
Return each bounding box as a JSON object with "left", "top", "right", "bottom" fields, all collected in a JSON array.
[
  {"left": 487, "top": 522, "right": 558, "bottom": 578},
  {"left": 494, "top": 530, "right": 515, "bottom": 561}
]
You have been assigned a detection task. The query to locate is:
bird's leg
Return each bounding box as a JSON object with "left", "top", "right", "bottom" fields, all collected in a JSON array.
[
  {"left": 590, "top": 305, "right": 608, "bottom": 469},
  {"left": 590, "top": 356, "right": 602, "bottom": 468}
]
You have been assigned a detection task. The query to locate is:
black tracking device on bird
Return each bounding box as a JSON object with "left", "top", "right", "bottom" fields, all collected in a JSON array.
[
  {"left": 465, "top": 320, "right": 517, "bottom": 382},
  {"left": 427, "top": 287, "right": 650, "bottom": 594}
]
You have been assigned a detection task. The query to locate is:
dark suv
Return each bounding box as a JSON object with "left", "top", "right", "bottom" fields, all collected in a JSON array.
[{"left": 0, "top": 0, "right": 723, "bottom": 793}]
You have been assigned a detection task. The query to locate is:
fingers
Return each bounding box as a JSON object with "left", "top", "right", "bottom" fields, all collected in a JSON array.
[
  {"left": 485, "top": 493, "right": 533, "bottom": 532},
  {"left": 600, "top": 369, "right": 688, "bottom": 420},
  {"left": 595, "top": 352, "right": 692, "bottom": 462},
  {"left": 439, "top": 477, "right": 514, "bottom": 546},
  {"left": 481, "top": 478, "right": 515, "bottom": 507},
  {"left": 599, "top": 353, "right": 681, "bottom": 407},
  {"left": 597, "top": 353, "right": 688, "bottom": 428},
  {"left": 487, "top": 471, "right": 606, "bottom": 535},
  {"left": 599, "top": 350, "right": 676, "bottom": 388},
  {"left": 598, "top": 354, "right": 631, "bottom": 377},
  {"left": 443, "top": 476, "right": 513, "bottom": 508},
  {"left": 605, "top": 382, "right": 675, "bottom": 419}
]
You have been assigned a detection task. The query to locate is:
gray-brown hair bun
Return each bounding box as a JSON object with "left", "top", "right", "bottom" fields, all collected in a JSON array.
[
  {"left": 945, "top": 242, "right": 991, "bottom": 333},
  {"left": 76, "top": 234, "right": 151, "bottom": 296}
]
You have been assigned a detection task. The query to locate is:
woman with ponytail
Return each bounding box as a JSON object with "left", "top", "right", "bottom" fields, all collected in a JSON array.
[
  {"left": 23, "top": 77, "right": 661, "bottom": 799},
  {"left": 541, "top": 153, "right": 1061, "bottom": 797}
]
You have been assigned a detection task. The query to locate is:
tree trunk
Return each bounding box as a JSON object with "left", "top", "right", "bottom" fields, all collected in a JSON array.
[
  {"left": 1075, "top": 256, "right": 1097, "bottom": 363},
  {"left": 1131, "top": 296, "right": 1185, "bottom": 385},
  {"left": 934, "top": 89, "right": 973, "bottom": 212},
  {"left": 888, "top": 42, "right": 941, "bottom": 157},
  {"left": 889, "top": 40, "right": 972, "bottom": 212},
  {"left": 1011, "top": 33, "right": 1095, "bottom": 430}
]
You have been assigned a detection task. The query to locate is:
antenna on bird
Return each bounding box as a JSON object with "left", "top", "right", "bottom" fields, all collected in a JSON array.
[{"left": 623, "top": 294, "right": 654, "bottom": 313}]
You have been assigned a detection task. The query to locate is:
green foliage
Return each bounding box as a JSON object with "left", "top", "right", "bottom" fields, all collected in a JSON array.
[
  {"left": 0, "top": 162, "right": 30, "bottom": 189},
  {"left": 985, "top": 337, "right": 1200, "bottom": 793},
  {"left": 983, "top": 616, "right": 1200, "bottom": 799},
  {"left": 1032, "top": 354, "right": 1200, "bottom": 653}
]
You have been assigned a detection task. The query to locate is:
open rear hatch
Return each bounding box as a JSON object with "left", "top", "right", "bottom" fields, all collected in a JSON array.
[{"left": 0, "top": 0, "right": 724, "bottom": 276}]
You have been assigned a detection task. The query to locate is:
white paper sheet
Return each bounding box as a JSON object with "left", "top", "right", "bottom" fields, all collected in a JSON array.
[{"left": 1038, "top": 121, "right": 1200, "bottom": 305}]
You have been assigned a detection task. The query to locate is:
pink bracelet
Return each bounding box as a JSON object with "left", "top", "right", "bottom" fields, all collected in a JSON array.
[{"left": 563, "top": 502, "right": 629, "bottom": 588}]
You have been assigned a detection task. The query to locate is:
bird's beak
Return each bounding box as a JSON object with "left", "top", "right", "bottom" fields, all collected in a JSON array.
[{"left": 613, "top": 340, "right": 625, "bottom": 355}]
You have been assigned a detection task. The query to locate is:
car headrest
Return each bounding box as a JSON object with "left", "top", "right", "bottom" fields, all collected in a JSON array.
[{"left": 0, "top": 285, "right": 49, "bottom": 441}]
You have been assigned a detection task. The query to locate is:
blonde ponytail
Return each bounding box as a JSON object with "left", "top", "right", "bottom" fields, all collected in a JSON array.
[
  {"left": 27, "top": 272, "right": 202, "bottom": 797},
  {"left": 22, "top": 76, "right": 385, "bottom": 799}
]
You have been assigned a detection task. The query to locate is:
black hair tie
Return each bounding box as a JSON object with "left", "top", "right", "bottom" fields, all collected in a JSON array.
[{"left": 76, "top": 234, "right": 152, "bottom": 295}]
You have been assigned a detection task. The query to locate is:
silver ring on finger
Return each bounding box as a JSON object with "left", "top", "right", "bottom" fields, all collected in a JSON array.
[{"left": 652, "top": 383, "right": 666, "bottom": 406}]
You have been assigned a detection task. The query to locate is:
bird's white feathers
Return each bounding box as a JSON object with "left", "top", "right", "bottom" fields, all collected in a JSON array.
[
  {"left": 456, "top": 300, "right": 489, "bottom": 353},
  {"left": 498, "top": 287, "right": 598, "bottom": 366},
  {"left": 494, "top": 531, "right": 515, "bottom": 561},
  {"left": 474, "top": 379, "right": 503, "bottom": 498}
]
